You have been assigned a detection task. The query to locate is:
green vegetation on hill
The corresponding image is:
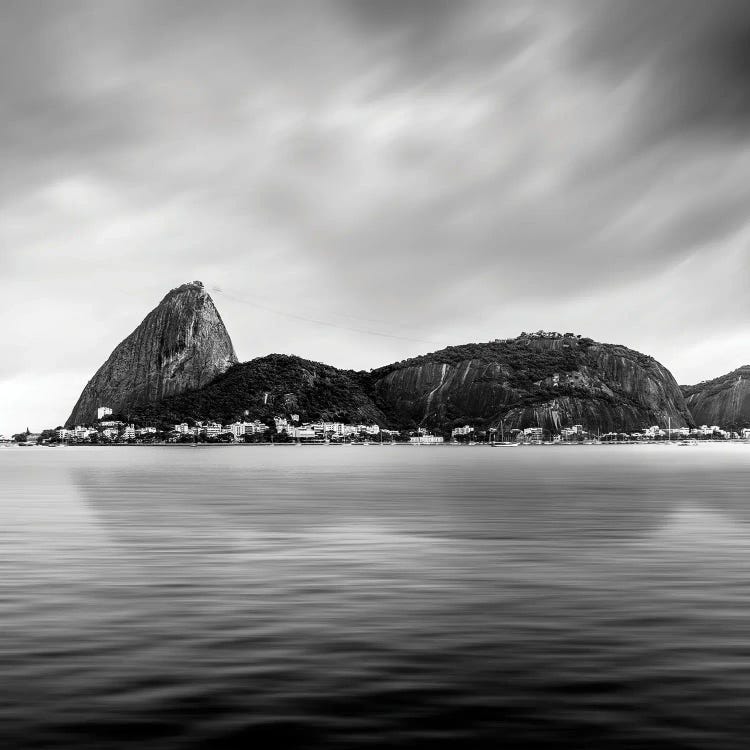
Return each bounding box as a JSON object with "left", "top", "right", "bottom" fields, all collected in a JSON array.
[
  {"left": 370, "top": 335, "right": 596, "bottom": 391},
  {"left": 124, "top": 354, "right": 384, "bottom": 428}
]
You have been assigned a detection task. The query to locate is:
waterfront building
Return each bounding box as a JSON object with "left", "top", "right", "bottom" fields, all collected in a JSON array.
[
  {"left": 74, "top": 425, "right": 97, "bottom": 441},
  {"left": 410, "top": 434, "right": 444, "bottom": 444},
  {"left": 523, "top": 427, "right": 544, "bottom": 443},
  {"left": 228, "top": 421, "right": 268, "bottom": 438},
  {"left": 288, "top": 425, "right": 316, "bottom": 439},
  {"left": 452, "top": 425, "right": 474, "bottom": 437},
  {"left": 122, "top": 424, "right": 136, "bottom": 440},
  {"left": 320, "top": 422, "right": 344, "bottom": 436},
  {"left": 102, "top": 428, "right": 119, "bottom": 439},
  {"left": 174, "top": 423, "right": 190, "bottom": 434},
  {"left": 561, "top": 426, "right": 586, "bottom": 440},
  {"left": 202, "top": 422, "right": 224, "bottom": 438}
]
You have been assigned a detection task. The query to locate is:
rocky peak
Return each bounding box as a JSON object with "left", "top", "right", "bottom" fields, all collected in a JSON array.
[{"left": 66, "top": 281, "right": 238, "bottom": 426}]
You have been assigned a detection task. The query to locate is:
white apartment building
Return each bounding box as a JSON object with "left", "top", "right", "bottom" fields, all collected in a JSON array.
[
  {"left": 202, "top": 422, "right": 224, "bottom": 438},
  {"left": 321, "top": 422, "right": 344, "bottom": 436},
  {"left": 174, "top": 423, "right": 190, "bottom": 434},
  {"left": 523, "top": 427, "right": 544, "bottom": 442},
  {"left": 410, "top": 434, "right": 444, "bottom": 444},
  {"left": 229, "top": 421, "right": 268, "bottom": 438},
  {"left": 122, "top": 424, "right": 136, "bottom": 440},
  {"left": 288, "top": 426, "right": 316, "bottom": 439},
  {"left": 452, "top": 425, "right": 474, "bottom": 437},
  {"left": 97, "top": 406, "right": 113, "bottom": 420}
]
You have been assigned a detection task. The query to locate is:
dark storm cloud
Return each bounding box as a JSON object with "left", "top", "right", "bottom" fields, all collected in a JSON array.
[{"left": 572, "top": 0, "right": 750, "bottom": 145}]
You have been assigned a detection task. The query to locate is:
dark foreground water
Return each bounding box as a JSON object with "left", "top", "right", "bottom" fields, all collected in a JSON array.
[{"left": 2, "top": 444, "right": 750, "bottom": 749}]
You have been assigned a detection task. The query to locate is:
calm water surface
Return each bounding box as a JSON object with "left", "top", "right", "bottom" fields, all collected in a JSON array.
[{"left": 2, "top": 444, "right": 750, "bottom": 748}]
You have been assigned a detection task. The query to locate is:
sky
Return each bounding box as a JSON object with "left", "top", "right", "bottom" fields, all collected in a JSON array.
[{"left": 2, "top": 0, "right": 750, "bottom": 434}]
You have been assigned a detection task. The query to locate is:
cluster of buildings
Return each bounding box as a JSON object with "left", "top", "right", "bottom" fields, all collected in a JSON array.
[
  {"left": 410, "top": 428, "right": 445, "bottom": 444},
  {"left": 449, "top": 422, "right": 750, "bottom": 445},
  {"left": 10, "top": 395, "right": 750, "bottom": 446},
  {"left": 49, "top": 409, "right": 391, "bottom": 444},
  {"left": 57, "top": 422, "right": 154, "bottom": 442},
  {"left": 611, "top": 425, "right": 750, "bottom": 441},
  {"left": 271, "top": 416, "right": 388, "bottom": 440},
  {"left": 174, "top": 420, "right": 269, "bottom": 439}
]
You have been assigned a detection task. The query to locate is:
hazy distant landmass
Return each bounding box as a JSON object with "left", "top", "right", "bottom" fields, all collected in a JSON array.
[
  {"left": 66, "top": 281, "right": 713, "bottom": 433},
  {"left": 682, "top": 366, "right": 750, "bottom": 430}
]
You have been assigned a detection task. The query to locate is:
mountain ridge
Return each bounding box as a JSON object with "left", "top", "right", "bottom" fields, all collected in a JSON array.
[{"left": 120, "top": 329, "right": 693, "bottom": 435}]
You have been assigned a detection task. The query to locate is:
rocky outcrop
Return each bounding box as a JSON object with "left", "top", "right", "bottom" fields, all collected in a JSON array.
[
  {"left": 369, "top": 334, "right": 693, "bottom": 433},
  {"left": 682, "top": 366, "right": 750, "bottom": 429},
  {"left": 66, "top": 281, "right": 238, "bottom": 426}
]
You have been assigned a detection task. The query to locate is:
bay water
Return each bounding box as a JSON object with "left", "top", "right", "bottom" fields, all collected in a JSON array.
[{"left": 3, "top": 444, "right": 750, "bottom": 748}]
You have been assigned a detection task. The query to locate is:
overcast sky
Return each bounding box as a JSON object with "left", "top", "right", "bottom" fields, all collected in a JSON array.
[{"left": 2, "top": 0, "right": 750, "bottom": 434}]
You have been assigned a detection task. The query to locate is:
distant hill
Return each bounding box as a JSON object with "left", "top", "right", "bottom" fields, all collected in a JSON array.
[
  {"left": 682, "top": 366, "right": 750, "bottom": 430},
  {"left": 126, "top": 354, "right": 385, "bottom": 427}
]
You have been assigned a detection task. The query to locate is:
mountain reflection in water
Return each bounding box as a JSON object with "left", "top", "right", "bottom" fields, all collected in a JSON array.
[{"left": 2, "top": 445, "right": 750, "bottom": 749}]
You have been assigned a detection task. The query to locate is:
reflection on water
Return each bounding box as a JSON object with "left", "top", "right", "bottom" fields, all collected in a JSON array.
[{"left": 2, "top": 445, "right": 750, "bottom": 748}]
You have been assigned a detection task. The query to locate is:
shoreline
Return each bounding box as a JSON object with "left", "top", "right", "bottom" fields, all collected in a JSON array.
[{"left": 6, "top": 440, "right": 750, "bottom": 449}]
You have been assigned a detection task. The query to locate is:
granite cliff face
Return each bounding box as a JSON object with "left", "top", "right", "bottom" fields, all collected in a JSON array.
[
  {"left": 66, "top": 281, "right": 238, "bottom": 426},
  {"left": 369, "top": 334, "right": 693, "bottom": 433},
  {"left": 682, "top": 366, "right": 750, "bottom": 429}
]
